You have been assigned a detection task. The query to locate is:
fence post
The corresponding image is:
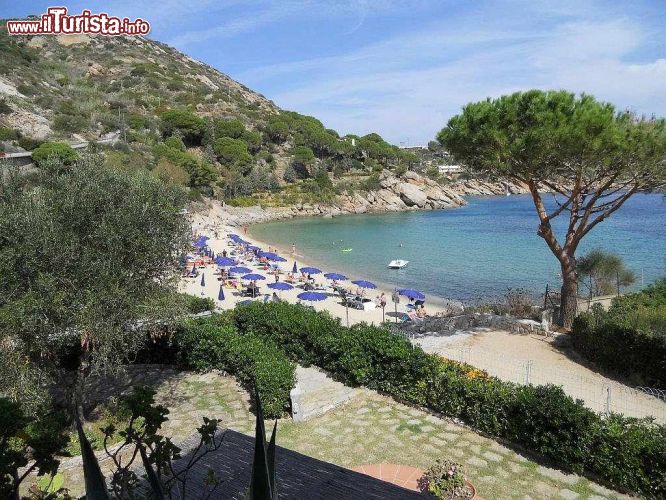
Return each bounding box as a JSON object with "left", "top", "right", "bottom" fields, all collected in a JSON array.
[
  {"left": 605, "top": 386, "right": 612, "bottom": 415},
  {"left": 525, "top": 360, "right": 532, "bottom": 385}
]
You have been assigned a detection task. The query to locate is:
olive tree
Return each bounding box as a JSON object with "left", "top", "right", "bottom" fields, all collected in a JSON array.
[
  {"left": 438, "top": 90, "right": 665, "bottom": 328},
  {"left": 0, "top": 153, "right": 191, "bottom": 419}
]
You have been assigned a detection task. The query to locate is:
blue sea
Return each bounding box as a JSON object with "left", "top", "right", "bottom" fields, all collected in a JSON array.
[{"left": 251, "top": 194, "right": 666, "bottom": 302}]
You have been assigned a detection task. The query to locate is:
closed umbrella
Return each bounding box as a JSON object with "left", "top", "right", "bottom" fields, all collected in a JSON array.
[
  {"left": 299, "top": 266, "right": 321, "bottom": 275},
  {"left": 352, "top": 280, "right": 377, "bottom": 289},
  {"left": 218, "top": 285, "right": 225, "bottom": 301},
  {"left": 292, "top": 261, "right": 298, "bottom": 273},
  {"left": 324, "top": 273, "right": 347, "bottom": 281},
  {"left": 200, "top": 273, "right": 206, "bottom": 295}
]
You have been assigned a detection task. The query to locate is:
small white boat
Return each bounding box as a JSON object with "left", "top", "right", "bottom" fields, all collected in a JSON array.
[{"left": 388, "top": 259, "right": 409, "bottom": 269}]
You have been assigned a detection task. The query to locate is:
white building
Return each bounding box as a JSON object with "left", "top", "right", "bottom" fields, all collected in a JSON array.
[{"left": 438, "top": 164, "right": 463, "bottom": 174}]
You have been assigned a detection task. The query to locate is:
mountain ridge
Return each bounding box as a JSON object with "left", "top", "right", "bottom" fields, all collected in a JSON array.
[{"left": 0, "top": 21, "right": 515, "bottom": 211}]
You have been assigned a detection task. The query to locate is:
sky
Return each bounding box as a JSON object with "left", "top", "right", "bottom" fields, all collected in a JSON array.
[{"left": 3, "top": 1, "right": 665, "bottom": 145}]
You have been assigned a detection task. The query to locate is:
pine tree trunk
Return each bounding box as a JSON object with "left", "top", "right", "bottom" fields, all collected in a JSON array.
[{"left": 560, "top": 263, "right": 579, "bottom": 330}]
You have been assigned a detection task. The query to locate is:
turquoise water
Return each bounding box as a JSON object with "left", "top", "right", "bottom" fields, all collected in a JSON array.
[{"left": 251, "top": 194, "right": 666, "bottom": 302}]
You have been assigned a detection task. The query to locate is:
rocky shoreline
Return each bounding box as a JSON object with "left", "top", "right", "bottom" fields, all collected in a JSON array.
[{"left": 190, "top": 171, "right": 531, "bottom": 228}]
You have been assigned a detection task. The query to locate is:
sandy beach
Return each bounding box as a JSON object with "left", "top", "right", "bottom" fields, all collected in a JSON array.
[{"left": 180, "top": 218, "right": 459, "bottom": 326}]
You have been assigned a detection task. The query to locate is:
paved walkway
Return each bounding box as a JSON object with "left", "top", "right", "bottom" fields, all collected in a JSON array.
[
  {"left": 353, "top": 464, "right": 424, "bottom": 492},
  {"left": 53, "top": 366, "right": 631, "bottom": 499},
  {"left": 291, "top": 365, "right": 361, "bottom": 421}
]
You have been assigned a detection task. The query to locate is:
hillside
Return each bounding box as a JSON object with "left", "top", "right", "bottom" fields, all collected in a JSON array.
[{"left": 0, "top": 21, "right": 522, "bottom": 209}]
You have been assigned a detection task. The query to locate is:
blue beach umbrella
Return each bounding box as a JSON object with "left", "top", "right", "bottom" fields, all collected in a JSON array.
[
  {"left": 218, "top": 285, "right": 225, "bottom": 301},
  {"left": 324, "top": 273, "right": 347, "bottom": 281},
  {"left": 260, "top": 251, "right": 284, "bottom": 261},
  {"left": 193, "top": 236, "right": 208, "bottom": 248},
  {"left": 242, "top": 273, "right": 266, "bottom": 281},
  {"left": 299, "top": 266, "right": 321, "bottom": 275},
  {"left": 248, "top": 245, "right": 262, "bottom": 252},
  {"left": 229, "top": 266, "right": 252, "bottom": 274},
  {"left": 268, "top": 282, "right": 294, "bottom": 291},
  {"left": 292, "top": 261, "right": 298, "bottom": 273},
  {"left": 352, "top": 280, "right": 377, "bottom": 289},
  {"left": 229, "top": 234, "right": 242, "bottom": 242},
  {"left": 398, "top": 288, "right": 425, "bottom": 300},
  {"left": 215, "top": 257, "right": 236, "bottom": 267},
  {"left": 297, "top": 291, "right": 327, "bottom": 302}
]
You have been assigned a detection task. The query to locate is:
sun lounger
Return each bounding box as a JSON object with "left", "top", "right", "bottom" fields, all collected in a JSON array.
[{"left": 404, "top": 311, "right": 424, "bottom": 323}]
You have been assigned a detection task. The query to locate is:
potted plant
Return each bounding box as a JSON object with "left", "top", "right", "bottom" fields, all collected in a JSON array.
[{"left": 421, "top": 460, "right": 476, "bottom": 499}]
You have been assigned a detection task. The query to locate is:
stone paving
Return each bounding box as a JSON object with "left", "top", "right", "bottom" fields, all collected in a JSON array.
[
  {"left": 291, "top": 365, "right": 360, "bottom": 421},
  {"left": 52, "top": 366, "right": 631, "bottom": 499},
  {"left": 276, "top": 392, "right": 631, "bottom": 500}
]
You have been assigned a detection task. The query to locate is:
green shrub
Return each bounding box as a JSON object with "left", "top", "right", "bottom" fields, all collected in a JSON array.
[
  {"left": 214, "top": 118, "right": 245, "bottom": 139},
  {"left": 226, "top": 196, "right": 258, "bottom": 207},
  {"left": 17, "top": 136, "right": 43, "bottom": 151},
  {"left": 0, "top": 98, "right": 12, "bottom": 114},
  {"left": 572, "top": 313, "right": 666, "bottom": 387},
  {"left": 179, "top": 293, "right": 215, "bottom": 314},
  {"left": 176, "top": 314, "right": 295, "bottom": 418},
  {"left": 0, "top": 127, "right": 19, "bottom": 141},
  {"left": 159, "top": 109, "right": 204, "bottom": 145},
  {"left": 608, "top": 278, "right": 666, "bottom": 334},
  {"left": 127, "top": 113, "right": 149, "bottom": 130},
  {"left": 53, "top": 113, "right": 88, "bottom": 133},
  {"left": 164, "top": 136, "right": 186, "bottom": 151},
  {"left": 213, "top": 137, "right": 252, "bottom": 168},
  {"left": 234, "top": 302, "right": 666, "bottom": 496},
  {"left": 32, "top": 142, "right": 78, "bottom": 168}
]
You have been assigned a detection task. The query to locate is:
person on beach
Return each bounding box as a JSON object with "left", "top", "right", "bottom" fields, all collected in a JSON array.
[
  {"left": 379, "top": 292, "right": 387, "bottom": 309},
  {"left": 222, "top": 249, "right": 227, "bottom": 257},
  {"left": 272, "top": 292, "right": 280, "bottom": 303},
  {"left": 292, "top": 243, "right": 296, "bottom": 255},
  {"left": 243, "top": 225, "right": 248, "bottom": 235}
]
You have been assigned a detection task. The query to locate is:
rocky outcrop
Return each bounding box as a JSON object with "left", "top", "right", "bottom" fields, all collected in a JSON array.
[
  {"left": 399, "top": 313, "right": 549, "bottom": 337},
  {"left": 189, "top": 171, "right": 535, "bottom": 230}
]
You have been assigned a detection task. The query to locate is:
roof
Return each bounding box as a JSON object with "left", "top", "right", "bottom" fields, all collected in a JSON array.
[{"left": 145, "top": 429, "right": 424, "bottom": 499}]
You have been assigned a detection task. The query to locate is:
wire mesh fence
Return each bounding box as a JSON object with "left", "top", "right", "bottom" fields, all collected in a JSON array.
[{"left": 437, "top": 345, "right": 666, "bottom": 423}]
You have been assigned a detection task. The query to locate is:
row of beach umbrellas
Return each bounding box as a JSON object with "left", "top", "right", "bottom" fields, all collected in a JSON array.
[{"left": 195, "top": 234, "right": 426, "bottom": 305}]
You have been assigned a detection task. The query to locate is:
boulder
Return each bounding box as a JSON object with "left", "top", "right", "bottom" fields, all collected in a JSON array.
[{"left": 398, "top": 182, "right": 428, "bottom": 207}]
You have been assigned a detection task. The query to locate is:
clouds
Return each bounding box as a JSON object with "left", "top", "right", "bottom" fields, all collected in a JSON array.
[
  {"left": 9, "top": 0, "right": 662, "bottom": 143},
  {"left": 234, "top": 2, "right": 665, "bottom": 143}
]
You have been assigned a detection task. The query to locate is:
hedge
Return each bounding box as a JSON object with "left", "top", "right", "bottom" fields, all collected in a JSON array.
[
  {"left": 572, "top": 313, "right": 666, "bottom": 388},
  {"left": 175, "top": 314, "right": 295, "bottom": 418},
  {"left": 234, "top": 302, "right": 666, "bottom": 497}
]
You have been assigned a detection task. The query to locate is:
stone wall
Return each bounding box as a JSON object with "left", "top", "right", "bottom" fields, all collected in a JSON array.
[{"left": 400, "top": 312, "right": 549, "bottom": 337}]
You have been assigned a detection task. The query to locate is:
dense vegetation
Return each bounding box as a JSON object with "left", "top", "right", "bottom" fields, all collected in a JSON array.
[
  {"left": 0, "top": 22, "right": 419, "bottom": 205},
  {"left": 231, "top": 301, "right": 666, "bottom": 497},
  {"left": 175, "top": 314, "right": 295, "bottom": 418},
  {"left": 572, "top": 278, "right": 666, "bottom": 387}
]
